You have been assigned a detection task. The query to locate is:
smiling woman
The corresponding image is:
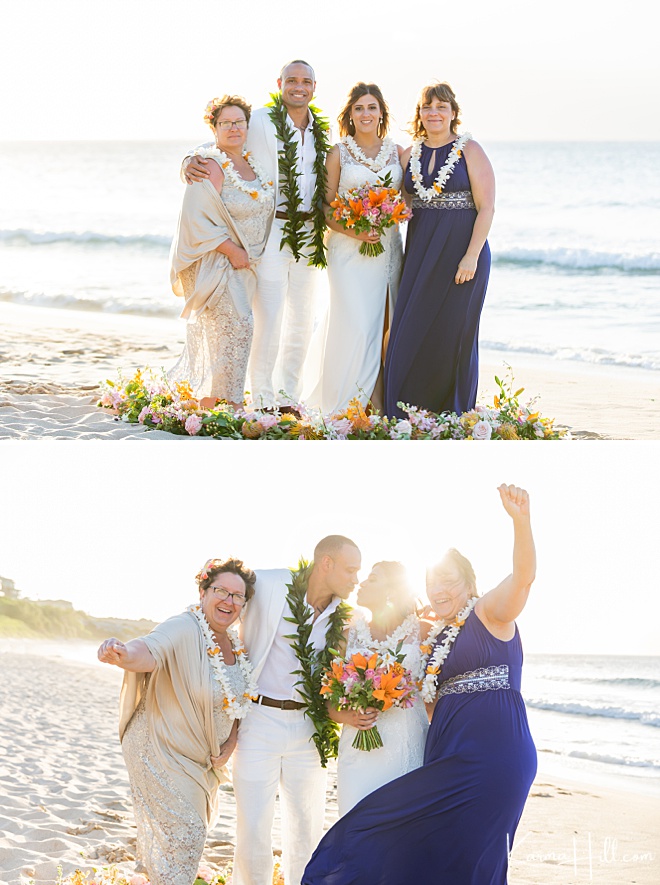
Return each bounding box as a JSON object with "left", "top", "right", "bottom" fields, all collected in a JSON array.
[{"left": 97, "top": 557, "right": 257, "bottom": 885}]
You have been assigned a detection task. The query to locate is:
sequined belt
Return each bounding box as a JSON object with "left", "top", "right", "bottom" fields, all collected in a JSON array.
[
  {"left": 412, "top": 190, "right": 475, "bottom": 210},
  {"left": 438, "top": 664, "right": 510, "bottom": 697}
]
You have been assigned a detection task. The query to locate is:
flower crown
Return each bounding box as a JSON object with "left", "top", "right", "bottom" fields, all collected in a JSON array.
[
  {"left": 203, "top": 98, "right": 224, "bottom": 128},
  {"left": 196, "top": 558, "right": 226, "bottom": 583}
]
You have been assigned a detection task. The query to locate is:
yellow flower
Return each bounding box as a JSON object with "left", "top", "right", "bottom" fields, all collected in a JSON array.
[{"left": 497, "top": 424, "right": 520, "bottom": 440}]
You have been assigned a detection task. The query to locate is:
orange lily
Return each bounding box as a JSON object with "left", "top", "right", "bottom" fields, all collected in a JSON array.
[
  {"left": 368, "top": 188, "right": 388, "bottom": 206},
  {"left": 348, "top": 198, "right": 365, "bottom": 217},
  {"left": 351, "top": 652, "right": 378, "bottom": 672},
  {"left": 372, "top": 669, "right": 407, "bottom": 710}
]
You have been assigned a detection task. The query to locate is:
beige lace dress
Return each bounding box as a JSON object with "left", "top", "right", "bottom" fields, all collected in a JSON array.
[
  {"left": 122, "top": 664, "right": 246, "bottom": 885},
  {"left": 169, "top": 179, "right": 271, "bottom": 402}
]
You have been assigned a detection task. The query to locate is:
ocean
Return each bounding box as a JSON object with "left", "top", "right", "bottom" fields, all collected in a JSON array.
[
  {"left": 1, "top": 140, "right": 659, "bottom": 374},
  {"left": 2, "top": 639, "right": 657, "bottom": 790}
]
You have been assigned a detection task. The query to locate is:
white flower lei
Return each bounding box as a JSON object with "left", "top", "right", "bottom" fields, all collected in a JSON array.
[
  {"left": 195, "top": 146, "right": 274, "bottom": 203},
  {"left": 419, "top": 597, "right": 477, "bottom": 702},
  {"left": 351, "top": 612, "right": 423, "bottom": 680},
  {"left": 409, "top": 132, "right": 472, "bottom": 203},
  {"left": 188, "top": 603, "right": 258, "bottom": 718},
  {"left": 341, "top": 135, "right": 395, "bottom": 173}
]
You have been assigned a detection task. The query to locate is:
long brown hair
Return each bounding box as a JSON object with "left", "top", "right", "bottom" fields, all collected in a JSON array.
[{"left": 337, "top": 82, "right": 390, "bottom": 139}]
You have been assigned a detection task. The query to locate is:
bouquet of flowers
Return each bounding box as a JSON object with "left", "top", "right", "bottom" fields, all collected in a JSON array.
[
  {"left": 320, "top": 646, "right": 417, "bottom": 750},
  {"left": 329, "top": 176, "right": 411, "bottom": 257}
]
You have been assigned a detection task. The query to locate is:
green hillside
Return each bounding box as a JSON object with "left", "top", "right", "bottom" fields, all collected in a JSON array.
[{"left": 0, "top": 595, "right": 155, "bottom": 641}]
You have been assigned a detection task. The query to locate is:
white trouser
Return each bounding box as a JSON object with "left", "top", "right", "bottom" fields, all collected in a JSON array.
[
  {"left": 231, "top": 704, "right": 327, "bottom": 885},
  {"left": 248, "top": 218, "right": 319, "bottom": 406}
]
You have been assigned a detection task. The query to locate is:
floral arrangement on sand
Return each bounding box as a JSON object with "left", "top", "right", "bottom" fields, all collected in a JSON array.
[
  {"left": 97, "top": 369, "right": 566, "bottom": 441},
  {"left": 40, "top": 860, "right": 285, "bottom": 885}
]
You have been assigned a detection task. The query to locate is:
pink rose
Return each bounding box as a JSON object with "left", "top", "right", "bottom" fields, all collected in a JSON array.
[
  {"left": 257, "top": 413, "right": 279, "bottom": 430},
  {"left": 472, "top": 420, "right": 493, "bottom": 440},
  {"left": 130, "top": 875, "right": 150, "bottom": 885},
  {"left": 185, "top": 413, "right": 203, "bottom": 435}
]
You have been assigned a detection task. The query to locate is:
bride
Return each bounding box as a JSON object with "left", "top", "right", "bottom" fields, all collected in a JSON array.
[
  {"left": 303, "top": 83, "right": 405, "bottom": 414},
  {"left": 328, "top": 562, "right": 430, "bottom": 815}
]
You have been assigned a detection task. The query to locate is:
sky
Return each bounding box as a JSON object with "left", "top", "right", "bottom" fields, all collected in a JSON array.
[
  {"left": 2, "top": 0, "right": 660, "bottom": 142},
  {"left": 1, "top": 442, "right": 658, "bottom": 658}
]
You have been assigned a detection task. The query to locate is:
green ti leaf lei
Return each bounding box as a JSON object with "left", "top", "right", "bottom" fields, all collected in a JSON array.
[
  {"left": 266, "top": 93, "right": 330, "bottom": 269},
  {"left": 283, "top": 558, "right": 352, "bottom": 766}
]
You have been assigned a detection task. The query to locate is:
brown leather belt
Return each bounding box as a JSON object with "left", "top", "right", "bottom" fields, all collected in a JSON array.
[
  {"left": 253, "top": 695, "right": 306, "bottom": 710},
  {"left": 275, "top": 210, "right": 312, "bottom": 221}
]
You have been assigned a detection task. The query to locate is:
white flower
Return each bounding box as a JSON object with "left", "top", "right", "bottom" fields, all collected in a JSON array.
[
  {"left": 472, "top": 420, "right": 493, "bottom": 440},
  {"left": 391, "top": 419, "right": 413, "bottom": 439}
]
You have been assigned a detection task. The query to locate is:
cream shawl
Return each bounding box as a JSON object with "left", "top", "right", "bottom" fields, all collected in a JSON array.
[
  {"left": 118, "top": 611, "right": 226, "bottom": 826},
  {"left": 169, "top": 178, "right": 269, "bottom": 320}
]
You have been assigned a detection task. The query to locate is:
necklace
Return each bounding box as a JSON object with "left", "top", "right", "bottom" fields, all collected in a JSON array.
[
  {"left": 409, "top": 132, "right": 472, "bottom": 202},
  {"left": 284, "top": 559, "right": 352, "bottom": 766},
  {"left": 188, "top": 604, "right": 258, "bottom": 718},
  {"left": 266, "top": 93, "right": 331, "bottom": 268},
  {"left": 419, "top": 598, "right": 477, "bottom": 702},
  {"left": 194, "top": 146, "right": 274, "bottom": 203},
  {"left": 341, "top": 135, "right": 395, "bottom": 173},
  {"left": 351, "top": 612, "right": 423, "bottom": 680}
]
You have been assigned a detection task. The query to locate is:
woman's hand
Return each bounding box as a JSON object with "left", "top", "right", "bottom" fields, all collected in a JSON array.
[
  {"left": 211, "top": 720, "right": 239, "bottom": 768},
  {"left": 455, "top": 254, "right": 478, "bottom": 285},
  {"left": 97, "top": 637, "right": 156, "bottom": 672},
  {"left": 227, "top": 246, "right": 251, "bottom": 270},
  {"left": 98, "top": 638, "right": 128, "bottom": 666},
  {"left": 355, "top": 230, "right": 381, "bottom": 244},
  {"left": 211, "top": 740, "right": 235, "bottom": 768},
  {"left": 217, "top": 239, "right": 251, "bottom": 269},
  {"left": 498, "top": 484, "right": 530, "bottom": 520},
  {"left": 346, "top": 707, "right": 379, "bottom": 730}
]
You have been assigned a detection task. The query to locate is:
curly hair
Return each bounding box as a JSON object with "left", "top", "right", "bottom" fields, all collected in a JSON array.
[
  {"left": 409, "top": 82, "right": 461, "bottom": 138},
  {"left": 195, "top": 557, "right": 257, "bottom": 603},
  {"left": 205, "top": 95, "right": 252, "bottom": 130},
  {"left": 337, "top": 82, "right": 390, "bottom": 139}
]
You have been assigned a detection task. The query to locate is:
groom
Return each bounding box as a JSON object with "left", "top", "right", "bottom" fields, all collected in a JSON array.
[
  {"left": 232, "top": 535, "right": 360, "bottom": 885},
  {"left": 184, "top": 60, "right": 330, "bottom": 407}
]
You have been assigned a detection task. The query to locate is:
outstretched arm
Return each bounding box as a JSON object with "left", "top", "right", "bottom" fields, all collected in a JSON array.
[
  {"left": 477, "top": 485, "right": 536, "bottom": 632},
  {"left": 97, "top": 637, "right": 156, "bottom": 672}
]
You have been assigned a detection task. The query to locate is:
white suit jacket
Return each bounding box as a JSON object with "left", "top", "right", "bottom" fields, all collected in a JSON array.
[
  {"left": 241, "top": 567, "right": 293, "bottom": 682},
  {"left": 245, "top": 107, "right": 280, "bottom": 205}
]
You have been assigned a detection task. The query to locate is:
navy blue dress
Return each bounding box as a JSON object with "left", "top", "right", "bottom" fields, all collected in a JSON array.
[
  {"left": 302, "top": 611, "right": 536, "bottom": 885},
  {"left": 384, "top": 142, "right": 491, "bottom": 418}
]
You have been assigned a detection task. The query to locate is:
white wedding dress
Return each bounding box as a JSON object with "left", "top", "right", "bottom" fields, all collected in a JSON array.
[
  {"left": 303, "top": 139, "right": 404, "bottom": 414},
  {"left": 336, "top": 613, "right": 429, "bottom": 816}
]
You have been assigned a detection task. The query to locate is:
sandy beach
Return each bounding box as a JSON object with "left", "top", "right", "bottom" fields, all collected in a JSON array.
[
  {"left": 0, "top": 645, "right": 658, "bottom": 885},
  {"left": 1, "top": 302, "right": 659, "bottom": 440}
]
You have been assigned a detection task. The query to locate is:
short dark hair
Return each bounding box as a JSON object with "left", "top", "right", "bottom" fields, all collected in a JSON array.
[
  {"left": 314, "top": 535, "right": 359, "bottom": 562},
  {"left": 279, "top": 59, "right": 316, "bottom": 82},
  {"left": 195, "top": 557, "right": 257, "bottom": 602}
]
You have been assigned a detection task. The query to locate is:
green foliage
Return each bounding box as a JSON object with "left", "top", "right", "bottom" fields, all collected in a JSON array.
[
  {"left": 266, "top": 93, "right": 330, "bottom": 268},
  {"left": 283, "top": 559, "right": 352, "bottom": 766}
]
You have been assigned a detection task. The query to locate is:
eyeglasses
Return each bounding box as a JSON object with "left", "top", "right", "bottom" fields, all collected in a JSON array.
[
  {"left": 216, "top": 119, "right": 248, "bottom": 130},
  {"left": 209, "top": 586, "right": 247, "bottom": 606}
]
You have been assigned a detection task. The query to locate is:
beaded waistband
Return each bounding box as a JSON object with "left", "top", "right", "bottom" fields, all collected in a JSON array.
[
  {"left": 412, "top": 190, "right": 475, "bottom": 210},
  {"left": 438, "top": 664, "right": 510, "bottom": 697}
]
